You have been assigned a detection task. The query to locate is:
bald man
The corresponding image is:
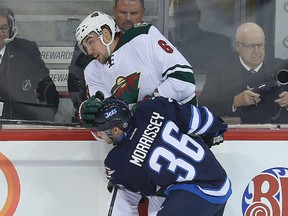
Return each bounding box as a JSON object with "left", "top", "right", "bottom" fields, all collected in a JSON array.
[{"left": 199, "top": 22, "right": 288, "bottom": 124}]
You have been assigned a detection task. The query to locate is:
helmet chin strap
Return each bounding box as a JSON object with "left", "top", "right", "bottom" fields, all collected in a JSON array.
[
  {"left": 99, "top": 31, "right": 115, "bottom": 57},
  {"left": 4, "top": 26, "right": 18, "bottom": 44},
  {"left": 105, "top": 129, "right": 114, "bottom": 141},
  {"left": 106, "top": 128, "right": 127, "bottom": 145},
  {"left": 106, "top": 44, "right": 111, "bottom": 57}
]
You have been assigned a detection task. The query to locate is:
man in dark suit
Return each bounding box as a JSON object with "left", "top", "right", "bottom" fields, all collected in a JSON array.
[
  {"left": 0, "top": 6, "right": 59, "bottom": 121},
  {"left": 199, "top": 22, "right": 288, "bottom": 124}
]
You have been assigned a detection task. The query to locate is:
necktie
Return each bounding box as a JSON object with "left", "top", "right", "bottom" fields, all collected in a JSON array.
[{"left": 249, "top": 69, "right": 256, "bottom": 73}]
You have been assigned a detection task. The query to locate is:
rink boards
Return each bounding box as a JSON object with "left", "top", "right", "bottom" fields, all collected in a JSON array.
[{"left": 0, "top": 127, "right": 287, "bottom": 216}]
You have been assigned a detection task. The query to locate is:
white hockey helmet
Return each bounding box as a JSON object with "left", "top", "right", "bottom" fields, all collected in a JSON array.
[{"left": 76, "top": 11, "right": 120, "bottom": 55}]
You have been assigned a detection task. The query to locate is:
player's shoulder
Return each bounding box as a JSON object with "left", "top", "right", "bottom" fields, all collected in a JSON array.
[
  {"left": 136, "top": 96, "right": 179, "bottom": 113},
  {"left": 125, "top": 22, "right": 152, "bottom": 37},
  {"left": 104, "top": 142, "right": 133, "bottom": 175},
  {"left": 117, "top": 22, "right": 154, "bottom": 47},
  {"left": 84, "top": 59, "right": 98, "bottom": 72}
]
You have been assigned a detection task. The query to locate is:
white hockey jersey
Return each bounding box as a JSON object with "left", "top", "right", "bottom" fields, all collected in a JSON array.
[{"left": 84, "top": 23, "right": 196, "bottom": 105}]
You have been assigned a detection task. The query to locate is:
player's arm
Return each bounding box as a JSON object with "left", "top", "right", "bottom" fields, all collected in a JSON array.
[
  {"left": 84, "top": 61, "right": 110, "bottom": 98},
  {"left": 189, "top": 105, "right": 227, "bottom": 147},
  {"left": 148, "top": 26, "right": 196, "bottom": 104},
  {"left": 169, "top": 97, "right": 228, "bottom": 147}
]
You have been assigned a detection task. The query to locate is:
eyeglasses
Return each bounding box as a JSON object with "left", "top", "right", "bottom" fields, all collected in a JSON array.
[
  {"left": 0, "top": 25, "right": 9, "bottom": 33},
  {"left": 237, "top": 41, "right": 264, "bottom": 51}
]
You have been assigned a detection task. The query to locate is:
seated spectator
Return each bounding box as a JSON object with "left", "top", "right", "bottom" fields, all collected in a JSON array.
[
  {"left": 198, "top": 22, "right": 288, "bottom": 124},
  {"left": 171, "top": 0, "right": 232, "bottom": 74},
  {"left": 0, "top": 6, "right": 59, "bottom": 121}
]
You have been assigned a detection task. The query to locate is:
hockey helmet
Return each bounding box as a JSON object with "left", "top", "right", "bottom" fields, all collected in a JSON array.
[
  {"left": 75, "top": 11, "right": 120, "bottom": 54},
  {"left": 93, "top": 97, "right": 132, "bottom": 132}
]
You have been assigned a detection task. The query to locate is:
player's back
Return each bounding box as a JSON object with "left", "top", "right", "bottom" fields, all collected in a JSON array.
[{"left": 104, "top": 97, "right": 229, "bottom": 197}]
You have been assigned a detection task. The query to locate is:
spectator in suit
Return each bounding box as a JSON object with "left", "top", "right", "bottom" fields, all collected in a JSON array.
[
  {"left": 171, "top": 0, "right": 232, "bottom": 74},
  {"left": 68, "top": 0, "right": 145, "bottom": 122},
  {"left": 198, "top": 22, "right": 288, "bottom": 124},
  {"left": 0, "top": 6, "right": 59, "bottom": 121}
]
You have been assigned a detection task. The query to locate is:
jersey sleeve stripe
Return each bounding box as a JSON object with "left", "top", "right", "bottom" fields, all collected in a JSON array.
[
  {"left": 164, "top": 178, "right": 232, "bottom": 204},
  {"left": 194, "top": 107, "right": 214, "bottom": 135},
  {"left": 163, "top": 64, "right": 193, "bottom": 77},
  {"left": 198, "top": 177, "right": 231, "bottom": 196},
  {"left": 163, "top": 64, "right": 195, "bottom": 84},
  {"left": 188, "top": 106, "right": 200, "bottom": 134},
  {"left": 167, "top": 71, "right": 196, "bottom": 85}
]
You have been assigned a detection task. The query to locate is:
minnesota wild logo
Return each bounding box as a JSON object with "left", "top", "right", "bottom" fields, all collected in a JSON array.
[{"left": 111, "top": 72, "right": 140, "bottom": 104}]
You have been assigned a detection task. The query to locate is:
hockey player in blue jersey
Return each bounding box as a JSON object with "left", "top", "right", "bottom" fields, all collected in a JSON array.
[{"left": 81, "top": 93, "right": 232, "bottom": 216}]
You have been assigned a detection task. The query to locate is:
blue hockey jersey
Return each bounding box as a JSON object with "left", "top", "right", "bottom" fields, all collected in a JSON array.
[{"left": 104, "top": 97, "right": 231, "bottom": 204}]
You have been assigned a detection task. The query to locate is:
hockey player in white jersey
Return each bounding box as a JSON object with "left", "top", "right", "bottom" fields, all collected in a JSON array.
[
  {"left": 76, "top": 10, "right": 198, "bottom": 215},
  {"left": 76, "top": 11, "right": 197, "bottom": 106}
]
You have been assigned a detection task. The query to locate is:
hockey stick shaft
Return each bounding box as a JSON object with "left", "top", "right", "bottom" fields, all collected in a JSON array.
[{"left": 107, "top": 186, "right": 118, "bottom": 216}]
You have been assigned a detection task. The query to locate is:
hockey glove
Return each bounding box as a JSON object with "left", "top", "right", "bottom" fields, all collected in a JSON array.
[
  {"left": 201, "top": 134, "right": 224, "bottom": 148},
  {"left": 107, "top": 180, "right": 115, "bottom": 193},
  {"left": 79, "top": 91, "right": 104, "bottom": 128},
  {"left": 202, "top": 117, "right": 228, "bottom": 148}
]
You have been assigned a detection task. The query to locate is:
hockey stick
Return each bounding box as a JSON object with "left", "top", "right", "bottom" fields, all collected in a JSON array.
[{"left": 107, "top": 186, "right": 118, "bottom": 216}]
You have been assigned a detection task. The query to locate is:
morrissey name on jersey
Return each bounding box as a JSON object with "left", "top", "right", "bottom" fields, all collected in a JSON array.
[{"left": 129, "top": 112, "right": 164, "bottom": 167}]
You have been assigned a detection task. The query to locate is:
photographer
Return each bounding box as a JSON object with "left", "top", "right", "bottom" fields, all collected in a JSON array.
[{"left": 199, "top": 22, "right": 288, "bottom": 124}]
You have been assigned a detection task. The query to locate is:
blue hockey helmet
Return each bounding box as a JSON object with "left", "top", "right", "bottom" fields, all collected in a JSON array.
[{"left": 93, "top": 97, "right": 132, "bottom": 132}]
